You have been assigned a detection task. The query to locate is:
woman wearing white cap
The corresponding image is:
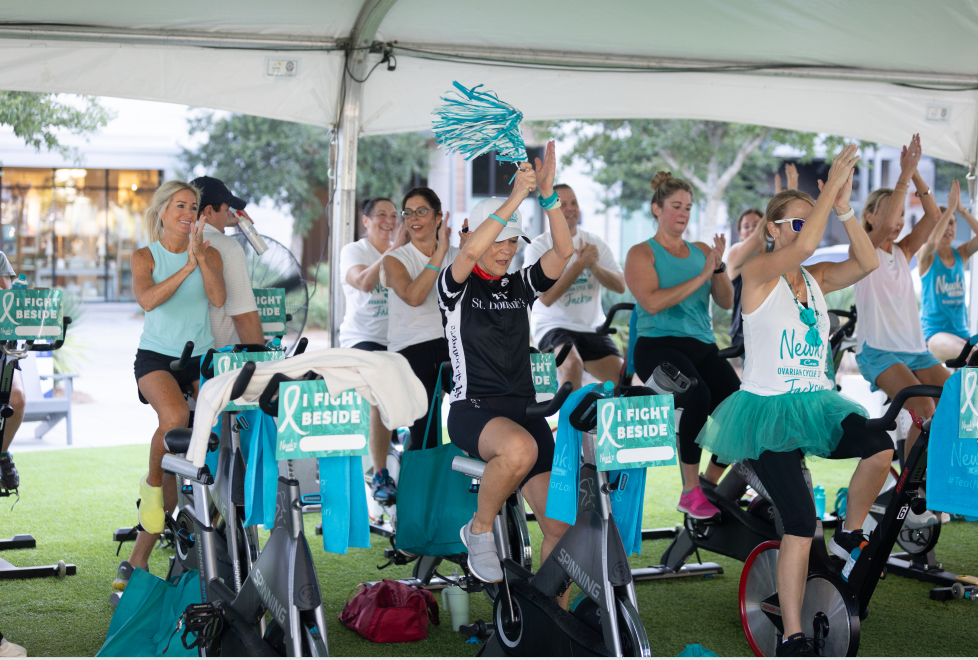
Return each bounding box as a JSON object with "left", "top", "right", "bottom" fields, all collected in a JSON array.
[
  {"left": 383, "top": 187, "right": 457, "bottom": 450},
  {"left": 436, "top": 142, "right": 575, "bottom": 587}
]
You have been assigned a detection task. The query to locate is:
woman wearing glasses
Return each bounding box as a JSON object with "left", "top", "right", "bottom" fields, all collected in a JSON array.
[
  {"left": 624, "top": 172, "right": 738, "bottom": 520},
  {"left": 382, "top": 188, "right": 457, "bottom": 450},
  {"left": 697, "top": 145, "right": 890, "bottom": 656}
]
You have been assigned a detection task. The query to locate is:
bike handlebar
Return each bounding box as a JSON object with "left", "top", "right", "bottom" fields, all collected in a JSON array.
[
  {"left": 595, "top": 302, "right": 635, "bottom": 335},
  {"left": 865, "top": 384, "right": 943, "bottom": 431},
  {"left": 169, "top": 342, "right": 195, "bottom": 371},
  {"left": 28, "top": 316, "right": 73, "bottom": 352},
  {"left": 717, "top": 343, "right": 744, "bottom": 360},
  {"left": 946, "top": 334, "right": 978, "bottom": 369},
  {"left": 230, "top": 361, "right": 257, "bottom": 400},
  {"left": 526, "top": 382, "right": 573, "bottom": 418}
]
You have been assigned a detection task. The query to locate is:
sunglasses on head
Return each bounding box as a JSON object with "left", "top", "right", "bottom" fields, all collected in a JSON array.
[{"left": 774, "top": 217, "right": 805, "bottom": 232}]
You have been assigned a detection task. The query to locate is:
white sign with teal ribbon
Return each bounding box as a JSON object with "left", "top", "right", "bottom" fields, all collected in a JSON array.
[
  {"left": 531, "top": 353, "right": 558, "bottom": 396},
  {"left": 275, "top": 380, "right": 370, "bottom": 459},
  {"left": 960, "top": 368, "right": 978, "bottom": 438},
  {"left": 0, "top": 290, "right": 63, "bottom": 340},
  {"left": 213, "top": 351, "right": 284, "bottom": 411},
  {"left": 595, "top": 394, "right": 677, "bottom": 471},
  {"left": 255, "top": 288, "right": 287, "bottom": 336}
]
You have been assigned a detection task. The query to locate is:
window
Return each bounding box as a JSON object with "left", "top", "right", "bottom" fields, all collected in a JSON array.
[{"left": 471, "top": 147, "right": 544, "bottom": 197}]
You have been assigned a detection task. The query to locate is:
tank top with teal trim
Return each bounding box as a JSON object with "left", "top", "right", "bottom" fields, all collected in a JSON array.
[
  {"left": 635, "top": 238, "right": 714, "bottom": 344},
  {"left": 138, "top": 241, "right": 214, "bottom": 358},
  {"left": 921, "top": 249, "right": 969, "bottom": 341}
]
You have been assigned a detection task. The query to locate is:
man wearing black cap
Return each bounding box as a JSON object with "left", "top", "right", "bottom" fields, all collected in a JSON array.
[{"left": 191, "top": 176, "right": 264, "bottom": 348}]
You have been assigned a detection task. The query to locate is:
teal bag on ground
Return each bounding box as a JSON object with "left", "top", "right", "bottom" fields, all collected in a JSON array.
[
  {"left": 394, "top": 375, "right": 478, "bottom": 556},
  {"left": 677, "top": 643, "right": 718, "bottom": 656},
  {"left": 97, "top": 569, "right": 201, "bottom": 657}
]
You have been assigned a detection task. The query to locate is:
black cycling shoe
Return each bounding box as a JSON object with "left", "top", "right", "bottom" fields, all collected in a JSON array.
[
  {"left": 776, "top": 633, "right": 818, "bottom": 656},
  {"left": 0, "top": 453, "right": 19, "bottom": 491},
  {"left": 828, "top": 527, "right": 869, "bottom": 563}
]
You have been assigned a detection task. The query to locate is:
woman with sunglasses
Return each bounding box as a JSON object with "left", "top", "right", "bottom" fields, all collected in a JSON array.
[
  {"left": 852, "top": 135, "right": 948, "bottom": 530},
  {"left": 382, "top": 188, "right": 457, "bottom": 450},
  {"left": 624, "top": 172, "right": 738, "bottom": 520},
  {"left": 697, "top": 145, "right": 890, "bottom": 656}
]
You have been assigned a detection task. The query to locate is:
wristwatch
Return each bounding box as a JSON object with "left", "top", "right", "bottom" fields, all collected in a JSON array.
[{"left": 714, "top": 262, "right": 727, "bottom": 275}]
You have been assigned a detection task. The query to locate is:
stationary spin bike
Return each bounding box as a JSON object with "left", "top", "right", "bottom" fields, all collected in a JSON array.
[
  {"left": 451, "top": 381, "right": 653, "bottom": 657},
  {"left": 739, "top": 385, "right": 943, "bottom": 656}
]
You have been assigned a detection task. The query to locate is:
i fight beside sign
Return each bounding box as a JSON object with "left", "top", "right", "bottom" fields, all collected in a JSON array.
[
  {"left": 531, "top": 353, "right": 558, "bottom": 396},
  {"left": 595, "top": 394, "right": 677, "bottom": 471},
  {"left": 0, "top": 290, "right": 63, "bottom": 340},
  {"left": 255, "top": 288, "right": 286, "bottom": 336},
  {"left": 275, "top": 380, "right": 370, "bottom": 460}
]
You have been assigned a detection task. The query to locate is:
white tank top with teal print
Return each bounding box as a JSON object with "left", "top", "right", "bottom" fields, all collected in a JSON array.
[{"left": 741, "top": 268, "right": 833, "bottom": 396}]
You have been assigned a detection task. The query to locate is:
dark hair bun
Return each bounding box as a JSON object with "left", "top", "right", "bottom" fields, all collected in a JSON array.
[{"left": 650, "top": 171, "right": 674, "bottom": 191}]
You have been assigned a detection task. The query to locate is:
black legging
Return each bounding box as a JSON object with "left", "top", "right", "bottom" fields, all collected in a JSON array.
[
  {"left": 634, "top": 335, "right": 741, "bottom": 466},
  {"left": 398, "top": 337, "right": 450, "bottom": 451},
  {"left": 748, "top": 414, "right": 893, "bottom": 537}
]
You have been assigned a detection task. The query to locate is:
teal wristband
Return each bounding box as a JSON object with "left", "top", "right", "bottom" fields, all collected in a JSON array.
[
  {"left": 538, "top": 190, "right": 560, "bottom": 210},
  {"left": 488, "top": 213, "right": 507, "bottom": 227},
  {"left": 424, "top": 264, "right": 440, "bottom": 273}
]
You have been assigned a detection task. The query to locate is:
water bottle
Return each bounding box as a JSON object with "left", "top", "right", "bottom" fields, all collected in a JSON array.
[
  {"left": 11, "top": 274, "right": 28, "bottom": 290},
  {"left": 266, "top": 336, "right": 283, "bottom": 352},
  {"left": 813, "top": 485, "right": 826, "bottom": 519},
  {"left": 841, "top": 541, "right": 867, "bottom": 582},
  {"left": 232, "top": 210, "right": 269, "bottom": 255}
]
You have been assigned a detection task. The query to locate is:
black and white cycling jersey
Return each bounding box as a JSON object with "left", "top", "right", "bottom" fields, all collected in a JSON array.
[{"left": 437, "top": 261, "right": 557, "bottom": 403}]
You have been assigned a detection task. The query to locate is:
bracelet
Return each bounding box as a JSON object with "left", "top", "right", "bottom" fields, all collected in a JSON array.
[
  {"left": 713, "top": 262, "right": 726, "bottom": 275},
  {"left": 424, "top": 264, "right": 440, "bottom": 273},
  {"left": 837, "top": 207, "right": 855, "bottom": 222},
  {"left": 488, "top": 213, "right": 507, "bottom": 227},
  {"left": 916, "top": 189, "right": 931, "bottom": 197},
  {"left": 894, "top": 180, "right": 910, "bottom": 190},
  {"left": 538, "top": 190, "right": 560, "bottom": 210}
]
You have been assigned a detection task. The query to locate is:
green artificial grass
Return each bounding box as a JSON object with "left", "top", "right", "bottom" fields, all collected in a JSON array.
[{"left": 0, "top": 445, "right": 975, "bottom": 657}]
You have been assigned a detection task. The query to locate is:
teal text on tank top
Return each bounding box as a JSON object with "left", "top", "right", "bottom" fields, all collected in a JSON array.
[
  {"left": 921, "top": 249, "right": 969, "bottom": 340},
  {"left": 635, "top": 238, "right": 714, "bottom": 344},
  {"left": 138, "top": 241, "right": 214, "bottom": 358}
]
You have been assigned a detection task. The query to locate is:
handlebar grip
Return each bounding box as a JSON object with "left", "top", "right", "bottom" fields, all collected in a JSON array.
[
  {"left": 554, "top": 342, "right": 573, "bottom": 367},
  {"left": 945, "top": 338, "right": 975, "bottom": 369},
  {"left": 526, "top": 382, "right": 573, "bottom": 418},
  {"left": 169, "top": 341, "right": 195, "bottom": 371},
  {"left": 229, "top": 361, "right": 256, "bottom": 401},
  {"left": 29, "top": 316, "right": 73, "bottom": 352},
  {"left": 199, "top": 348, "right": 218, "bottom": 379},
  {"left": 259, "top": 372, "right": 295, "bottom": 416},
  {"left": 717, "top": 343, "right": 744, "bottom": 360},
  {"left": 865, "top": 384, "right": 943, "bottom": 431},
  {"left": 595, "top": 302, "right": 635, "bottom": 335},
  {"left": 292, "top": 337, "right": 308, "bottom": 356},
  {"left": 827, "top": 308, "right": 855, "bottom": 320}
]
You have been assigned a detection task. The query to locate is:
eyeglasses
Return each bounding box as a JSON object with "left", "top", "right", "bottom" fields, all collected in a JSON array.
[
  {"left": 401, "top": 207, "right": 433, "bottom": 220},
  {"left": 369, "top": 212, "right": 398, "bottom": 221},
  {"left": 774, "top": 217, "right": 805, "bottom": 232}
]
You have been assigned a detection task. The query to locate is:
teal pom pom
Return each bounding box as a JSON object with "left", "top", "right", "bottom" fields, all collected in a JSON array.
[{"left": 431, "top": 82, "right": 527, "bottom": 162}]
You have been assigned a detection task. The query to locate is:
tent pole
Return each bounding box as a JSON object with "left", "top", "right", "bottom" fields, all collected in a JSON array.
[
  {"left": 969, "top": 164, "right": 978, "bottom": 335},
  {"left": 328, "top": 0, "right": 398, "bottom": 348}
]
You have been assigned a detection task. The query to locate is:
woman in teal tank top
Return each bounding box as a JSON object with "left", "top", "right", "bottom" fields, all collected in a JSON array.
[
  {"left": 918, "top": 179, "right": 978, "bottom": 362},
  {"left": 624, "top": 172, "right": 739, "bottom": 520},
  {"left": 115, "top": 180, "right": 226, "bottom": 591}
]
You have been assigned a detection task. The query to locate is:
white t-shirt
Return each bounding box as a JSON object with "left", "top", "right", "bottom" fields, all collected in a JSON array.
[
  {"left": 338, "top": 238, "right": 389, "bottom": 348},
  {"left": 203, "top": 224, "right": 258, "bottom": 349},
  {"left": 853, "top": 246, "right": 927, "bottom": 354},
  {"left": 524, "top": 229, "right": 623, "bottom": 343},
  {"left": 382, "top": 243, "right": 458, "bottom": 353}
]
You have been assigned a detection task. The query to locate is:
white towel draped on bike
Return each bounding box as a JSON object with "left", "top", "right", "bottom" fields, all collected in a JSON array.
[{"left": 187, "top": 348, "right": 428, "bottom": 467}]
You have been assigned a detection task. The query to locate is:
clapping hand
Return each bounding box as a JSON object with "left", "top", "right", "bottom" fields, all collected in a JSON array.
[
  {"left": 458, "top": 218, "right": 469, "bottom": 248},
  {"left": 511, "top": 165, "right": 537, "bottom": 203},
  {"left": 187, "top": 217, "right": 210, "bottom": 270},
  {"left": 576, "top": 242, "right": 599, "bottom": 270},
  {"left": 824, "top": 144, "right": 860, "bottom": 193},
  {"left": 948, "top": 179, "right": 961, "bottom": 212},
  {"left": 437, "top": 212, "right": 452, "bottom": 252},
  {"left": 534, "top": 140, "right": 557, "bottom": 195},
  {"left": 900, "top": 134, "right": 922, "bottom": 176}
]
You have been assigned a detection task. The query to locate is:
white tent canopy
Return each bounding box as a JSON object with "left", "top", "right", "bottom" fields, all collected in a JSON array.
[{"left": 3, "top": 0, "right": 978, "bottom": 338}]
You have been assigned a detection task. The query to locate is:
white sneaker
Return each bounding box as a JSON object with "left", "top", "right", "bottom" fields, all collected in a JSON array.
[
  {"left": 939, "top": 512, "right": 951, "bottom": 525},
  {"left": 0, "top": 638, "right": 27, "bottom": 657},
  {"left": 904, "top": 507, "right": 938, "bottom": 529}
]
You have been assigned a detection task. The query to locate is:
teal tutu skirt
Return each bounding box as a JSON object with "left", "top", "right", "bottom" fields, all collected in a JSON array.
[{"left": 695, "top": 389, "right": 868, "bottom": 465}]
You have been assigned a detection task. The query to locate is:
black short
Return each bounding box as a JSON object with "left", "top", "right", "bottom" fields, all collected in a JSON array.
[
  {"left": 352, "top": 341, "right": 388, "bottom": 352},
  {"left": 133, "top": 349, "right": 201, "bottom": 403},
  {"left": 539, "top": 328, "right": 621, "bottom": 362},
  {"left": 448, "top": 395, "right": 555, "bottom": 488},
  {"left": 749, "top": 414, "right": 893, "bottom": 538}
]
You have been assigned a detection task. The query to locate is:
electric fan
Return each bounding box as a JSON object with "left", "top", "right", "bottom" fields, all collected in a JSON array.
[{"left": 231, "top": 233, "right": 309, "bottom": 354}]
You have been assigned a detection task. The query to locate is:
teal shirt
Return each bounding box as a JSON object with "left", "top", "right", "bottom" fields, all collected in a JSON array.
[
  {"left": 138, "top": 241, "right": 214, "bottom": 358},
  {"left": 921, "top": 249, "right": 969, "bottom": 341},
  {"left": 635, "top": 238, "right": 715, "bottom": 344}
]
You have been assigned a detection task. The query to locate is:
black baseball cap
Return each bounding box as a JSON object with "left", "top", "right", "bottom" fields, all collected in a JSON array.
[{"left": 191, "top": 176, "right": 246, "bottom": 211}]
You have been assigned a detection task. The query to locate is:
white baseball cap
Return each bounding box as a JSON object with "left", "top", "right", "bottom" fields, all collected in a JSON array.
[{"left": 467, "top": 197, "right": 531, "bottom": 243}]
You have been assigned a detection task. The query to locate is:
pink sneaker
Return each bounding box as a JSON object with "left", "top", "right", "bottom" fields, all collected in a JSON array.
[{"left": 677, "top": 486, "right": 720, "bottom": 519}]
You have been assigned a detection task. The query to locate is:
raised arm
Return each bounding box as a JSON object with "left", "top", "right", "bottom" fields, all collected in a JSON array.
[
  {"left": 385, "top": 216, "right": 451, "bottom": 306},
  {"left": 534, "top": 142, "right": 575, "bottom": 280},
  {"left": 727, "top": 220, "right": 767, "bottom": 278},
  {"left": 867, "top": 135, "right": 920, "bottom": 248},
  {"left": 347, "top": 228, "right": 408, "bottom": 293},
  {"left": 899, "top": 165, "right": 945, "bottom": 257},
  {"left": 955, "top": 192, "right": 978, "bottom": 259},
  {"left": 625, "top": 240, "right": 718, "bottom": 315},
  {"left": 704, "top": 235, "right": 733, "bottom": 309},
  {"left": 742, "top": 144, "right": 861, "bottom": 288},
  {"left": 811, "top": 170, "right": 880, "bottom": 293},
  {"left": 918, "top": 179, "right": 960, "bottom": 275}
]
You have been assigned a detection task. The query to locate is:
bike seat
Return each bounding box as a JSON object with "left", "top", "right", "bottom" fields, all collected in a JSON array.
[{"left": 164, "top": 428, "right": 218, "bottom": 454}]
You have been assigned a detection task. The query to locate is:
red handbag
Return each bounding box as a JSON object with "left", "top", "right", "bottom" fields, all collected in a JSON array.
[{"left": 339, "top": 579, "right": 440, "bottom": 643}]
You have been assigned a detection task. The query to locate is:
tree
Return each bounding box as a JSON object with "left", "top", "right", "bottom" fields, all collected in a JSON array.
[
  {"left": 551, "top": 119, "right": 856, "bottom": 239},
  {"left": 180, "top": 113, "right": 431, "bottom": 267},
  {"left": 0, "top": 92, "right": 113, "bottom": 162}
]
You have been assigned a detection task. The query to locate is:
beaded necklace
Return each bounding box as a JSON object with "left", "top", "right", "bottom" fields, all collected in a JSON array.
[{"left": 782, "top": 270, "right": 822, "bottom": 348}]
